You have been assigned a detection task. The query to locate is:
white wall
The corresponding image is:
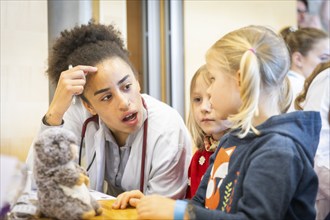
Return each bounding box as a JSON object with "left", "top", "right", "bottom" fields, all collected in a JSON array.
[
  {"left": 0, "top": 0, "right": 296, "bottom": 161},
  {"left": 99, "top": 0, "right": 127, "bottom": 46},
  {"left": 0, "top": 0, "right": 127, "bottom": 162},
  {"left": 183, "top": 0, "right": 296, "bottom": 119},
  {"left": 0, "top": 1, "right": 48, "bottom": 161}
]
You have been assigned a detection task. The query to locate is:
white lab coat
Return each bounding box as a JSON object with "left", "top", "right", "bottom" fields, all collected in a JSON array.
[
  {"left": 302, "top": 69, "right": 329, "bottom": 220},
  {"left": 287, "top": 70, "right": 305, "bottom": 112},
  {"left": 27, "top": 94, "right": 192, "bottom": 199}
]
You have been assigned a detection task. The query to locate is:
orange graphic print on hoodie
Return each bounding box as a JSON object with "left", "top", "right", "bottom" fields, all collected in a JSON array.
[{"left": 205, "top": 146, "right": 236, "bottom": 210}]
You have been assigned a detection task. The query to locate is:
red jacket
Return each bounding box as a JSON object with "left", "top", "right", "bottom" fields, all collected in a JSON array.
[{"left": 186, "top": 149, "right": 214, "bottom": 199}]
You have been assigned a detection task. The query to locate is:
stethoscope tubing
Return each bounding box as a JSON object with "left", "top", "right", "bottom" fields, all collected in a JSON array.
[{"left": 78, "top": 98, "right": 148, "bottom": 192}]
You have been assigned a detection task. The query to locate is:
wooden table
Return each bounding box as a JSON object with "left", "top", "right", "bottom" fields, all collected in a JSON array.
[
  {"left": 13, "top": 191, "right": 137, "bottom": 220},
  {"left": 90, "top": 200, "right": 138, "bottom": 220}
]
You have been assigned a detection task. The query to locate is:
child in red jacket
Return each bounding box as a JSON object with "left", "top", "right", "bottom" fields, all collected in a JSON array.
[{"left": 185, "top": 65, "right": 229, "bottom": 198}]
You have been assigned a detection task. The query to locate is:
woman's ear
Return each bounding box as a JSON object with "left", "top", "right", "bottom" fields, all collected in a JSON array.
[
  {"left": 81, "top": 99, "right": 97, "bottom": 115},
  {"left": 292, "top": 51, "right": 304, "bottom": 69}
]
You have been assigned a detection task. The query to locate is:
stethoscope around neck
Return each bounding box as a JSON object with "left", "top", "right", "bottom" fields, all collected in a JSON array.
[{"left": 78, "top": 98, "right": 148, "bottom": 192}]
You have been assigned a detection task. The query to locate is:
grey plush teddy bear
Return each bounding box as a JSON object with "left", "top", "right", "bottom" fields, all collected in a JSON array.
[{"left": 33, "top": 127, "right": 102, "bottom": 220}]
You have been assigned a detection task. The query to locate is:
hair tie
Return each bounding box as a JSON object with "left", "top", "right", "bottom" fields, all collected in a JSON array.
[
  {"left": 289, "top": 26, "right": 297, "bottom": 32},
  {"left": 248, "top": 48, "right": 256, "bottom": 54}
]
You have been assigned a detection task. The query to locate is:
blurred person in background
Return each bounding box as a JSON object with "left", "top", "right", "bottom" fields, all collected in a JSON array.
[
  {"left": 297, "top": 0, "right": 329, "bottom": 32},
  {"left": 280, "top": 26, "right": 329, "bottom": 112},
  {"left": 295, "top": 61, "right": 330, "bottom": 220}
]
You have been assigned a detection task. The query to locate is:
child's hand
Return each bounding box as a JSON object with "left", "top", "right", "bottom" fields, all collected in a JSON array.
[
  {"left": 136, "top": 195, "right": 175, "bottom": 220},
  {"left": 112, "top": 190, "right": 144, "bottom": 209}
]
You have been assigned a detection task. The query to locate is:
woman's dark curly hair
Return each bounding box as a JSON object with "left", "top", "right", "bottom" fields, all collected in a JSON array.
[{"left": 47, "top": 21, "right": 136, "bottom": 85}]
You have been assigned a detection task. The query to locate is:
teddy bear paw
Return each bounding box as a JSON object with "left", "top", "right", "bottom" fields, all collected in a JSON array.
[
  {"left": 81, "top": 210, "right": 96, "bottom": 219},
  {"left": 76, "top": 173, "right": 86, "bottom": 185},
  {"left": 96, "top": 207, "right": 103, "bottom": 216},
  {"left": 84, "top": 175, "right": 90, "bottom": 186}
]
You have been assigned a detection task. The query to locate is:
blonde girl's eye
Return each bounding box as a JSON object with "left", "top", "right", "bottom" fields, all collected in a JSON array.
[{"left": 193, "top": 96, "right": 202, "bottom": 103}]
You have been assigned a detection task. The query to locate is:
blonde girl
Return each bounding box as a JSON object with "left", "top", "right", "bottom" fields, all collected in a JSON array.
[
  {"left": 113, "top": 25, "right": 321, "bottom": 220},
  {"left": 186, "top": 65, "right": 229, "bottom": 198}
]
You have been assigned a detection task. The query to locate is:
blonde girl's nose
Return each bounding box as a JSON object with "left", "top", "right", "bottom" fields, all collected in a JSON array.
[{"left": 202, "top": 99, "right": 211, "bottom": 112}]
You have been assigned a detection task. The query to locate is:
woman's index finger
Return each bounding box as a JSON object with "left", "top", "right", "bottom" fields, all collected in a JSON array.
[{"left": 74, "top": 65, "right": 98, "bottom": 76}]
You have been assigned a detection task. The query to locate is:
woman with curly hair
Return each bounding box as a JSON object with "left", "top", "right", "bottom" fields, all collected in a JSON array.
[{"left": 27, "top": 21, "right": 192, "bottom": 198}]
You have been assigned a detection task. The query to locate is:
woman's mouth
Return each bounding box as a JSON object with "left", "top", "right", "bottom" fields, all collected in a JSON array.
[{"left": 123, "top": 112, "right": 137, "bottom": 122}]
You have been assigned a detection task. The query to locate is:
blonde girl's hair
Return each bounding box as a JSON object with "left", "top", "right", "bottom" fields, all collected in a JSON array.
[
  {"left": 295, "top": 61, "right": 330, "bottom": 110},
  {"left": 206, "top": 25, "right": 291, "bottom": 138},
  {"left": 187, "top": 65, "right": 211, "bottom": 148},
  {"left": 278, "top": 75, "right": 293, "bottom": 114}
]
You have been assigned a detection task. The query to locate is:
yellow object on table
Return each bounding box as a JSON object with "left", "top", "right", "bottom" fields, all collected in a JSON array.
[{"left": 90, "top": 200, "right": 138, "bottom": 220}]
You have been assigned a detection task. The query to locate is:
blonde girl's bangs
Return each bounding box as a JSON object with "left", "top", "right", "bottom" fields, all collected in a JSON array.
[{"left": 187, "top": 65, "right": 210, "bottom": 148}]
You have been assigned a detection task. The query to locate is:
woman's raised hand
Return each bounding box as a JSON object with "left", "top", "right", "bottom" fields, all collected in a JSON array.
[{"left": 44, "top": 65, "right": 97, "bottom": 126}]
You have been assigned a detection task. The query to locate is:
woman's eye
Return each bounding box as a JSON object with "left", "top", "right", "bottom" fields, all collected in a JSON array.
[
  {"left": 101, "top": 94, "right": 112, "bottom": 101},
  {"left": 124, "top": 83, "right": 132, "bottom": 90}
]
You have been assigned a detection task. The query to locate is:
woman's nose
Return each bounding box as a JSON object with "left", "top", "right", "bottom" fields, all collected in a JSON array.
[{"left": 118, "top": 93, "right": 130, "bottom": 111}]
